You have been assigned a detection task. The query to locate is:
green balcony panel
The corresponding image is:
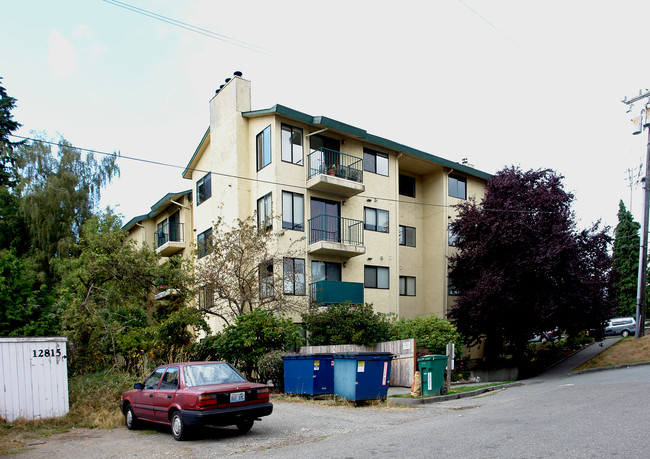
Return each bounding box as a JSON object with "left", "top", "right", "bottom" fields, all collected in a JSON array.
[{"left": 310, "top": 280, "right": 364, "bottom": 306}]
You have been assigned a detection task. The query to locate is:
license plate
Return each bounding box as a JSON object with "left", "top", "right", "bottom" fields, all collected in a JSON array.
[{"left": 230, "top": 391, "right": 245, "bottom": 403}]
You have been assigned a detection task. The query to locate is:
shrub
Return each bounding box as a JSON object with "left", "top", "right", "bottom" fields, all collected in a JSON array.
[
  {"left": 258, "top": 349, "right": 285, "bottom": 391},
  {"left": 212, "top": 309, "right": 303, "bottom": 380},
  {"left": 302, "top": 302, "right": 392, "bottom": 346},
  {"left": 190, "top": 334, "right": 222, "bottom": 361},
  {"left": 391, "top": 314, "right": 464, "bottom": 358}
]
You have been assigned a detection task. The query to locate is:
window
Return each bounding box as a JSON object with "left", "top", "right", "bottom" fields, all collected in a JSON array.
[
  {"left": 281, "top": 124, "right": 303, "bottom": 165},
  {"left": 256, "top": 125, "right": 271, "bottom": 170},
  {"left": 310, "top": 198, "right": 340, "bottom": 243},
  {"left": 363, "top": 148, "right": 388, "bottom": 176},
  {"left": 364, "top": 265, "right": 389, "bottom": 289},
  {"left": 283, "top": 258, "right": 306, "bottom": 295},
  {"left": 399, "top": 174, "right": 416, "bottom": 197},
  {"left": 399, "top": 225, "right": 416, "bottom": 247},
  {"left": 196, "top": 172, "right": 212, "bottom": 205},
  {"left": 198, "top": 286, "right": 214, "bottom": 309},
  {"left": 364, "top": 207, "right": 389, "bottom": 233},
  {"left": 399, "top": 276, "right": 416, "bottom": 296},
  {"left": 282, "top": 191, "right": 304, "bottom": 231},
  {"left": 448, "top": 277, "right": 460, "bottom": 296},
  {"left": 260, "top": 261, "right": 274, "bottom": 298},
  {"left": 156, "top": 218, "right": 168, "bottom": 247},
  {"left": 197, "top": 228, "right": 212, "bottom": 258},
  {"left": 257, "top": 193, "right": 272, "bottom": 230},
  {"left": 143, "top": 368, "right": 165, "bottom": 390},
  {"left": 448, "top": 224, "right": 459, "bottom": 246},
  {"left": 449, "top": 174, "right": 467, "bottom": 199},
  {"left": 311, "top": 261, "right": 342, "bottom": 282},
  {"left": 160, "top": 368, "right": 179, "bottom": 390}
]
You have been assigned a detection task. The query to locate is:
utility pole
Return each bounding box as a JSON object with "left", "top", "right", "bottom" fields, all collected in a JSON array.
[{"left": 622, "top": 90, "right": 650, "bottom": 338}]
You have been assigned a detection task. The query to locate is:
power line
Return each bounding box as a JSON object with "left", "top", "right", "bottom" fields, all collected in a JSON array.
[
  {"left": 455, "top": 0, "right": 517, "bottom": 45},
  {"left": 9, "top": 134, "right": 580, "bottom": 217},
  {"left": 102, "top": 0, "right": 271, "bottom": 56}
]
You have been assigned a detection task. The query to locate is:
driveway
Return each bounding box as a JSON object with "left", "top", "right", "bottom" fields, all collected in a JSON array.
[{"left": 9, "top": 337, "right": 648, "bottom": 459}]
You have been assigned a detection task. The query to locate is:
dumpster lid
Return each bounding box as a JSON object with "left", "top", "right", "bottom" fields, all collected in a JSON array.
[
  {"left": 333, "top": 352, "right": 393, "bottom": 359},
  {"left": 282, "top": 353, "right": 334, "bottom": 360},
  {"left": 417, "top": 354, "right": 448, "bottom": 361}
]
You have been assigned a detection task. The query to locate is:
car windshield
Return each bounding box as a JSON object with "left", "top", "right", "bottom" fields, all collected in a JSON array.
[{"left": 183, "top": 363, "right": 246, "bottom": 387}]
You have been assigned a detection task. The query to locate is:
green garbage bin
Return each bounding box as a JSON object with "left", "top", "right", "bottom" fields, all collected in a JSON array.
[{"left": 417, "top": 355, "right": 448, "bottom": 396}]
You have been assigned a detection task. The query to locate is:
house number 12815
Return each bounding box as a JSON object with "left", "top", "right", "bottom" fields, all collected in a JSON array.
[{"left": 32, "top": 349, "right": 63, "bottom": 358}]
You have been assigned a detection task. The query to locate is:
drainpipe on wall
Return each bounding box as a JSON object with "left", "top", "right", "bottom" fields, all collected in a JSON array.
[
  {"left": 444, "top": 169, "right": 454, "bottom": 318},
  {"left": 395, "top": 152, "right": 402, "bottom": 317}
]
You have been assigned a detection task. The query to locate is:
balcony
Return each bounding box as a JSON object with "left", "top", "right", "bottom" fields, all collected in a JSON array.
[
  {"left": 308, "top": 214, "right": 365, "bottom": 257},
  {"left": 307, "top": 148, "right": 365, "bottom": 197},
  {"left": 310, "top": 280, "right": 364, "bottom": 306},
  {"left": 155, "top": 222, "right": 185, "bottom": 256}
]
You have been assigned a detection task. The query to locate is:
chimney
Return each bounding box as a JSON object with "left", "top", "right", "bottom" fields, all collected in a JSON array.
[{"left": 210, "top": 72, "right": 251, "bottom": 127}]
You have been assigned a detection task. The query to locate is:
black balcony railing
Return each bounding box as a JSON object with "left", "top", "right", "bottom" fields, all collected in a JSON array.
[
  {"left": 308, "top": 214, "right": 364, "bottom": 246},
  {"left": 307, "top": 148, "right": 363, "bottom": 183},
  {"left": 155, "top": 221, "right": 184, "bottom": 248}
]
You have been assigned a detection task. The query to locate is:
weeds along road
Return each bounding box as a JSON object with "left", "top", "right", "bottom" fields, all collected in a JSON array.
[{"left": 11, "top": 365, "right": 650, "bottom": 459}]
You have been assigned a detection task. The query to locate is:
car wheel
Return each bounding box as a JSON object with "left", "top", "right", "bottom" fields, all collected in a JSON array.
[
  {"left": 236, "top": 419, "right": 255, "bottom": 433},
  {"left": 622, "top": 329, "right": 630, "bottom": 338},
  {"left": 125, "top": 405, "right": 139, "bottom": 430},
  {"left": 171, "top": 411, "right": 188, "bottom": 441}
]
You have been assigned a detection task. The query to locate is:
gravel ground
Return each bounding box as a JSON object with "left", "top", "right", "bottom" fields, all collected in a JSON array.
[{"left": 6, "top": 398, "right": 432, "bottom": 458}]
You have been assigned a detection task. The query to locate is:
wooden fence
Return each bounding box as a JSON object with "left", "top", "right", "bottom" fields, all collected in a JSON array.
[{"left": 300, "top": 338, "right": 415, "bottom": 387}]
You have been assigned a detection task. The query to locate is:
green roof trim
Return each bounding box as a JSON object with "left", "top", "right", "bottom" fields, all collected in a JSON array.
[
  {"left": 242, "top": 105, "right": 491, "bottom": 180},
  {"left": 122, "top": 213, "right": 151, "bottom": 232},
  {"left": 182, "top": 128, "right": 210, "bottom": 179},
  {"left": 122, "top": 189, "right": 192, "bottom": 231}
]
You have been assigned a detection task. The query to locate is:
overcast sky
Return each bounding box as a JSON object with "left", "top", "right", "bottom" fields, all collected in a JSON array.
[{"left": 4, "top": 0, "right": 650, "bottom": 230}]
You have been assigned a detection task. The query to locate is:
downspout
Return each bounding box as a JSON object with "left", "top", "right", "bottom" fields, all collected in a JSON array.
[
  {"left": 135, "top": 222, "right": 146, "bottom": 244},
  {"left": 395, "top": 152, "right": 402, "bottom": 317},
  {"left": 444, "top": 169, "right": 454, "bottom": 318}
]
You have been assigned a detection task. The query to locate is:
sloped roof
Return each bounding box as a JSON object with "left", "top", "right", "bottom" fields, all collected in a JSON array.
[
  {"left": 122, "top": 190, "right": 192, "bottom": 231},
  {"left": 182, "top": 103, "right": 492, "bottom": 181},
  {"left": 243, "top": 104, "right": 492, "bottom": 180}
]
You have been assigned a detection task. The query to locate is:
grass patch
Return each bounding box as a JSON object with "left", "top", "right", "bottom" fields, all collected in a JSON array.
[
  {"left": 273, "top": 394, "right": 413, "bottom": 409},
  {"left": 574, "top": 335, "right": 650, "bottom": 371},
  {"left": 0, "top": 368, "right": 139, "bottom": 455},
  {"left": 389, "top": 381, "right": 512, "bottom": 399}
]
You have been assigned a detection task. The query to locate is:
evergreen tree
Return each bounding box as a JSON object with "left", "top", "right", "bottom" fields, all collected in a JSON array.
[
  {"left": 0, "top": 77, "right": 27, "bottom": 252},
  {"left": 0, "top": 76, "right": 22, "bottom": 190},
  {"left": 612, "top": 200, "right": 641, "bottom": 317}
]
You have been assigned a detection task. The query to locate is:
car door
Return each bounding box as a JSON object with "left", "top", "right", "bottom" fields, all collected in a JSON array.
[
  {"left": 154, "top": 367, "right": 179, "bottom": 422},
  {"left": 132, "top": 368, "right": 165, "bottom": 421}
]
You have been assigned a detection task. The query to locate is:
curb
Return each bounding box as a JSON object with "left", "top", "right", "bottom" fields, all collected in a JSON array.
[{"left": 388, "top": 382, "right": 524, "bottom": 406}]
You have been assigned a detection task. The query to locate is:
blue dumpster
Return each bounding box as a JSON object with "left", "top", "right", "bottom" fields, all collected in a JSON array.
[
  {"left": 332, "top": 352, "right": 393, "bottom": 403},
  {"left": 282, "top": 353, "right": 334, "bottom": 396}
]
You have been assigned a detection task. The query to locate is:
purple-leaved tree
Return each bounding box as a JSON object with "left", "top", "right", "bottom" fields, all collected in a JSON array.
[{"left": 448, "top": 167, "right": 613, "bottom": 357}]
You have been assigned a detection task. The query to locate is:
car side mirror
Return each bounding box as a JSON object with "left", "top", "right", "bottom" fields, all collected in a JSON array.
[{"left": 134, "top": 383, "right": 143, "bottom": 390}]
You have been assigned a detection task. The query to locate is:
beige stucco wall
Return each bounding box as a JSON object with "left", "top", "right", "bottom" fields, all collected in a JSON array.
[{"left": 172, "top": 76, "right": 489, "bottom": 331}]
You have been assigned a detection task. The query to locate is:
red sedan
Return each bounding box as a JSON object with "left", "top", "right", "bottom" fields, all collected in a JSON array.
[{"left": 120, "top": 362, "right": 273, "bottom": 440}]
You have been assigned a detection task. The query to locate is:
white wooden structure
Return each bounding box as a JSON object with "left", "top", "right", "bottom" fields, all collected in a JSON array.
[{"left": 0, "top": 337, "right": 69, "bottom": 422}]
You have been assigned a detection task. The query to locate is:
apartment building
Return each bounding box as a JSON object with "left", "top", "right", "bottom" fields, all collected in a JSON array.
[
  {"left": 123, "top": 190, "right": 194, "bottom": 298},
  {"left": 176, "top": 74, "right": 490, "bottom": 332}
]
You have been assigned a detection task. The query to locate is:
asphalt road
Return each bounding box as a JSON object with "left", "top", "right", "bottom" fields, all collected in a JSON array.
[{"left": 12, "top": 362, "right": 650, "bottom": 459}]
